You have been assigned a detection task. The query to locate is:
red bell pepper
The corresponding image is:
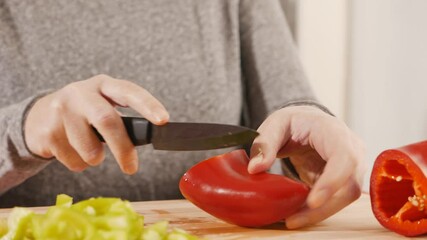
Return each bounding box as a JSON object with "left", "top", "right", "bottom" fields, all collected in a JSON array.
[
  {"left": 179, "top": 149, "right": 309, "bottom": 227},
  {"left": 370, "top": 140, "right": 427, "bottom": 237}
]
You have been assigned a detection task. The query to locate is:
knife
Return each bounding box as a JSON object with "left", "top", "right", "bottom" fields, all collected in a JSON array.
[{"left": 93, "top": 116, "right": 259, "bottom": 150}]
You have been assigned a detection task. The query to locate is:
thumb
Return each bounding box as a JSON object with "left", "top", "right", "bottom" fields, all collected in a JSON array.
[
  {"left": 247, "top": 142, "right": 273, "bottom": 174},
  {"left": 247, "top": 112, "right": 291, "bottom": 174}
]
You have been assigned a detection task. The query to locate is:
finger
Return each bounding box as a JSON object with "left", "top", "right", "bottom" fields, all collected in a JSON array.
[
  {"left": 306, "top": 146, "right": 357, "bottom": 209},
  {"left": 248, "top": 112, "right": 291, "bottom": 174},
  {"left": 307, "top": 155, "right": 355, "bottom": 208},
  {"left": 63, "top": 114, "right": 105, "bottom": 166},
  {"left": 81, "top": 93, "right": 138, "bottom": 174},
  {"left": 49, "top": 127, "right": 89, "bottom": 172},
  {"left": 97, "top": 76, "right": 169, "bottom": 125},
  {"left": 286, "top": 177, "right": 362, "bottom": 229}
]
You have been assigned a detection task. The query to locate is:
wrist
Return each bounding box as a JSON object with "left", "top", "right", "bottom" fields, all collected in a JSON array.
[{"left": 281, "top": 100, "right": 334, "bottom": 117}]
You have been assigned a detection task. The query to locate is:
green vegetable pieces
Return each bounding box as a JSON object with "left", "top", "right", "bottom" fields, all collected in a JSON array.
[{"left": 0, "top": 194, "right": 198, "bottom": 240}]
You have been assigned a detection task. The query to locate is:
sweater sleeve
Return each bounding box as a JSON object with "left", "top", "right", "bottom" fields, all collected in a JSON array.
[
  {"left": 0, "top": 91, "right": 52, "bottom": 195},
  {"left": 239, "top": 0, "right": 331, "bottom": 129}
]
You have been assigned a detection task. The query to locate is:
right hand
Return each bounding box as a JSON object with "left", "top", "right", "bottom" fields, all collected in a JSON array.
[{"left": 24, "top": 74, "right": 169, "bottom": 174}]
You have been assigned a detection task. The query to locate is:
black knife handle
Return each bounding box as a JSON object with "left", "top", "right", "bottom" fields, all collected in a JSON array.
[{"left": 93, "top": 117, "right": 152, "bottom": 146}]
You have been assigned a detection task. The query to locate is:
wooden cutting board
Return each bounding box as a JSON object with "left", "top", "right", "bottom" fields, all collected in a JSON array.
[
  {"left": 0, "top": 194, "right": 423, "bottom": 239},
  {"left": 135, "top": 194, "right": 422, "bottom": 239}
]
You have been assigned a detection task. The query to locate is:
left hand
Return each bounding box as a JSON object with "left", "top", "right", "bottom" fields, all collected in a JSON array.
[{"left": 248, "top": 105, "right": 366, "bottom": 229}]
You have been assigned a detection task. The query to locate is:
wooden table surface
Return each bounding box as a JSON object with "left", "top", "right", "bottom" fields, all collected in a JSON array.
[{"left": 0, "top": 194, "right": 423, "bottom": 239}]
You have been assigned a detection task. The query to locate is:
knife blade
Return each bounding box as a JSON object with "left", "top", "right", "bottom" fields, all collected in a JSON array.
[{"left": 93, "top": 116, "right": 259, "bottom": 150}]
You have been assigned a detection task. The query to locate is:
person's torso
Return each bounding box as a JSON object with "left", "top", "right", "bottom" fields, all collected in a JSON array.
[{"left": 0, "top": 0, "right": 244, "bottom": 206}]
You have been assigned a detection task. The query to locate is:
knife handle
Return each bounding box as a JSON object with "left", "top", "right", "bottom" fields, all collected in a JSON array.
[{"left": 93, "top": 117, "right": 152, "bottom": 146}]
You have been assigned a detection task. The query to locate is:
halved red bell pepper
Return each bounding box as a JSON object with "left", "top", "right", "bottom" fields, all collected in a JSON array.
[
  {"left": 179, "top": 149, "right": 309, "bottom": 227},
  {"left": 370, "top": 140, "right": 427, "bottom": 237}
]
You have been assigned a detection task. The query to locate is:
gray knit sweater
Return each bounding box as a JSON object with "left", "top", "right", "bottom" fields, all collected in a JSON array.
[{"left": 0, "top": 0, "right": 317, "bottom": 207}]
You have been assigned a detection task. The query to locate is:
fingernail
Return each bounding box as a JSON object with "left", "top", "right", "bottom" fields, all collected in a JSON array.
[
  {"left": 307, "top": 188, "right": 329, "bottom": 209},
  {"left": 123, "top": 161, "right": 138, "bottom": 175},
  {"left": 286, "top": 215, "right": 309, "bottom": 229},
  {"left": 248, "top": 152, "right": 263, "bottom": 172},
  {"left": 155, "top": 111, "right": 169, "bottom": 124}
]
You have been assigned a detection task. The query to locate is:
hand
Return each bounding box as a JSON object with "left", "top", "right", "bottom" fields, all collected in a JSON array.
[
  {"left": 247, "top": 105, "right": 366, "bottom": 229},
  {"left": 25, "top": 74, "right": 169, "bottom": 174}
]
